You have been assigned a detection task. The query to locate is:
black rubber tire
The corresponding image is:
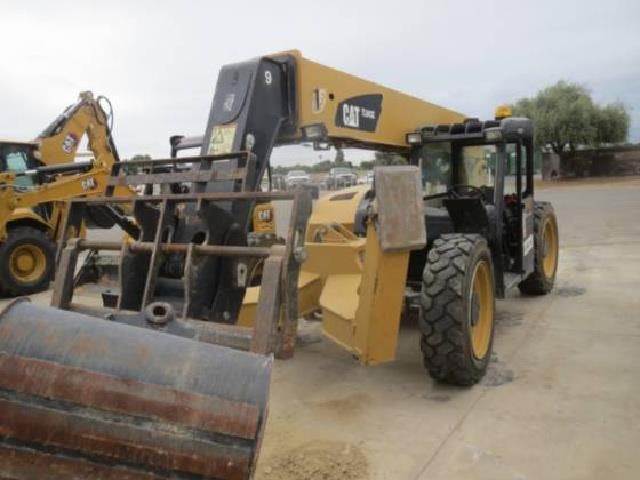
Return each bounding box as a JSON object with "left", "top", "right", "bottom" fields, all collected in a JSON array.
[
  {"left": 518, "top": 202, "right": 559, "bottom": 295},
  {"left": 419, "top": 234, "right": 496, "bottom": 386},
  {"left": 0, "top": 226, "right": 55, "bottom": 296}
]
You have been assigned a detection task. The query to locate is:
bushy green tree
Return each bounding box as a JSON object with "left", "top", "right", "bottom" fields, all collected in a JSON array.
[
  {"left": 373, "top": 151, "right": 407, "bottom": 166},
  {"left": 512, "top": 81, "right": 630, "bottom": 153},
  {"left": 123, "top": 153, "right": 153, "bottom": 174}
]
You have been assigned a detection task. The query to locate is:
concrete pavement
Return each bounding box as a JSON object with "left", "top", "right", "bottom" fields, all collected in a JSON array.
[
  {"left": 254, "top": 179, "right": 640, "bottom": 479},
  {"left": 3, "top": 179, "right": 639, "bottom": 479}
]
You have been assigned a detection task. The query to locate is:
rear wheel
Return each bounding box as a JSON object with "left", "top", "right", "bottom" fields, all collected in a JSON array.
[
  {"left": 519, "top": 202, "right": 559, "bottom": 295},
  {"left": 419, "top": 234, "right": 496, "bottom": 386},
  {"left": 0, "top": 226, "right": 56, "bottom": 296}
]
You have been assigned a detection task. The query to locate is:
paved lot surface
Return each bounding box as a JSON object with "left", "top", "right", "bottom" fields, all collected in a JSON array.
[
  {"left": 5, "top": 179, "right": 639, "bottom": 479},
  {"left": 253, "top": 178, "right": 640, "bottom": 479}
]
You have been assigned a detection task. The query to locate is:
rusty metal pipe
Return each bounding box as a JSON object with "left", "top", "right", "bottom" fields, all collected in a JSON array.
[
  {"left": 0, "top": 299, "right": 271, "bottom": 480},
  {"left": 71, "top": 190, "right": 296, "bottom": 204},
  {"left": 77, "top": 239, "right": 273, "bottom": 258}
]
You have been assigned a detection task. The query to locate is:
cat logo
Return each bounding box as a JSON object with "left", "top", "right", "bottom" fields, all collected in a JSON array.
[
  {"left": 335, "top": 94, "right": 383, "bottom": 132},
  {"left": 342, "top": 104, "right": 361, "bottom": 128}
]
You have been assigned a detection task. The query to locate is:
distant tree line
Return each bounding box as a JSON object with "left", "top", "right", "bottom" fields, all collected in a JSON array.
[
  {"left": 360, "top": 152, "right": 407, "bottom": 169},
  {"left": 272, "top": 149, "right": 407, "bottom": 175},
  {"left": 125, "top": 83, "right": 631, "bottom": 176},
  {"left": 512, "top": 81, "right": 630, "bottom": 154}
]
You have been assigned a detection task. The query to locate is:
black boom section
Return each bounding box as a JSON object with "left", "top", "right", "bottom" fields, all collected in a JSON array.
[
  {"left": 199, "top": 56, "right": 295, "bottom": 197},
  {"left": 167, "top": 56, "right": 295, "bottom": 322}
]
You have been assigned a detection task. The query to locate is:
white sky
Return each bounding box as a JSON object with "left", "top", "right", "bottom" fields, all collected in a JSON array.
[{"left": 1, "top": 0, "right": 638, "bottom": 166}]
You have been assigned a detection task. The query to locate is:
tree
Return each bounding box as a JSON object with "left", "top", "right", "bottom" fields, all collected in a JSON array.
[
  {"left": 373, "top": 151, "right": 407, "bottom": 166},
  {"left": 512, "top": 81, "right": 630, "bottom": 153},
  {"left": 594, "top": 102, "right": 629, "bottom": 145},
  {"left": 334, "top": 148, "right": 345, "bottom": 165},
  {"left": 123, "top": 153, "right": 153, "bottom": 174},
  {"left": 360, "top": 160, "right": 375, "bottom": 170}
]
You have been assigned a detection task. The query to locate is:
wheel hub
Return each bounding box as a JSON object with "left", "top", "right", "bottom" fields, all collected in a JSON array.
[
  {"left": 16, "top": 253, "right": 35, "bottom": 273},
  {"left": 9, "top": 244, "right": 47, "bottom": 283}
]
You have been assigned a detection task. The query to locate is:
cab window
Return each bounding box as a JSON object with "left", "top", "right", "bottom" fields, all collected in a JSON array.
[
  {"left": 420, "top": 142, "right": 451, "bottom": 195},
  {"left": 4, "top": 151, "right": 35, "bottom": 188},
  {"left": 459, "top": 145, "right": 495, "bottom": 188},
  {"left": 504, "top": 144, "right": 527, "bottom": 195}
]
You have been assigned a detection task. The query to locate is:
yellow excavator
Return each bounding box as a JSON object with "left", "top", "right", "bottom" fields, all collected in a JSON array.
[
  {"left": 0, "top": 91, "right": 131, "bottom": 296},
  {"left": 0, "top": 51, "right": 559, "bottom": 479}
]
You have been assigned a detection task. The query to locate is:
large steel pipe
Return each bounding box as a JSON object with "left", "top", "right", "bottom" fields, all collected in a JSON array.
[{"left": 0, "top": 299, "right": 271, "bottom": 480}]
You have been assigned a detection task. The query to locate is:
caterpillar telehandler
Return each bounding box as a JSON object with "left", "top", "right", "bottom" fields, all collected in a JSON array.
[
  {"left": 170, "top": 50, "right": 559, "bottom": 386},
  {"left": 0, "top": 91, "right": 131, "bottom": 296},
  {"left": 0, "top": 51, "right": 558, "bottom": 479}
]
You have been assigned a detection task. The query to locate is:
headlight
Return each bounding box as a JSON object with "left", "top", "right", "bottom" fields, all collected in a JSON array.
[
  {"left": 406, "top": 132, "right": 422, "bottom": 145},
  {"left": 302, "top": 123, "right": 327, "bottom": 140},
  {"left": 485, "top": 128, "right": 503, "bottom": 142}
]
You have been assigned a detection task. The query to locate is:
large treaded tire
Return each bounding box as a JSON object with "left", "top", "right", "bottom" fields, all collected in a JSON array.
[
  {"left": 0, "top": 226, "right": 55, "bottom": 296},
  {"left": 518, "top": 202, "right": 559, "bottom": 295},
  {"left": 419, "top": 234, "right": 495, "bottom": 386}
]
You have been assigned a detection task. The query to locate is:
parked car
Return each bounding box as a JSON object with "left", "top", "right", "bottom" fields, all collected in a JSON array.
[
  {"left": 285, "top": 169, "right": 311, "bottom": 190},
  {"left": 326, "top": 167, "right": 358, "bottom": 190},
  {"left": 270, "top": 174, "right": 287, "bottom": 191},
  {"left": 366, "top": 170, "right": 374, "bottom": 184}
]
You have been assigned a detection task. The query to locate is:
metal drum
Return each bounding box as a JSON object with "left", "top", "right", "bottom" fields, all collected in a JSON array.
[{"left": 0, "top": 298, "right": 271, "bottom": 480}]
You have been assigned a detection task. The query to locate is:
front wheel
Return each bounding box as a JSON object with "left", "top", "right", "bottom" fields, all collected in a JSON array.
[
  {"left": 419, "top": 234, "right": 496, "bottom": 386},
  {"left": 0, "top": 226, "right": 56, "bottom": 296}
]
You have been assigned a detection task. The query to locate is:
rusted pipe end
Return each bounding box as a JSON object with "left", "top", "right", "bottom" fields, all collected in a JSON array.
[{"left": 143, "top": 302, "right": 175, "bottom": 326}]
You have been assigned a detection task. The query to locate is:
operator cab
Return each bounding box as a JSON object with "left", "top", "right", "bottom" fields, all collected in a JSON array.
[
  {"left": 407, "top": 110, "right": 536, "bottom": 296},
  {"left": 0, "top": 141, "right": 42, "bottom": 189}
]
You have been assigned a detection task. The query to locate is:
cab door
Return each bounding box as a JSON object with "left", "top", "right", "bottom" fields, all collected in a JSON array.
[{"left": 515, "top": 142, "right": 535, "bottom": 275}]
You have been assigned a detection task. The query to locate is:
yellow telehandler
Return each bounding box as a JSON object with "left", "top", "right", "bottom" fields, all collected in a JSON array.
[{"left": 0, "top": 51, "right": 558, "bottom": 479}]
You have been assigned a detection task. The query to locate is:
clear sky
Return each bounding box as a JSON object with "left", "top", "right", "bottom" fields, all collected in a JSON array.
[{"left": 1, "top": 0, "right": 638, "bottom": 166}]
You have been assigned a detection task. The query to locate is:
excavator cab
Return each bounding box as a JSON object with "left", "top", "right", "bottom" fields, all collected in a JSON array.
[{"left": 0, "top": 141, "right": 42, "bottom": 189}]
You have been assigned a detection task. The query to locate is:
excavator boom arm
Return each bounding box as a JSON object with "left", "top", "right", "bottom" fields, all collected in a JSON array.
[{"left": 36, "top": 91, "right": 119, "bottom": 168}]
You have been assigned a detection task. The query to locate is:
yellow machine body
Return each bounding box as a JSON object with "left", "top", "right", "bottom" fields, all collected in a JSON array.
[
  {"left": 0, "top": 91, "right": 132, "bottom": 241},
  {"left": 241, "top": 167, "right": 426, "bottom": 365},
  {"left": 0, "top": 92, "right": 134, "bottom": 296},
  {"left": 235, "top": 51, "right": 465, "bottom": 364},
  {"left": 273, "top": 50, "right": 465, "bottom": 149}
]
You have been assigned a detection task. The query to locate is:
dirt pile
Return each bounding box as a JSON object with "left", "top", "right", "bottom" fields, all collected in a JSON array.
[{"left": 258, "top": 441, "right": 368, "bottom": 480}]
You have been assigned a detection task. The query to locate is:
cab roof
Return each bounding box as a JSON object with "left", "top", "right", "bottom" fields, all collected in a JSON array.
[{"left": 0, "top": 139, "right": 38, "bottom": 147}]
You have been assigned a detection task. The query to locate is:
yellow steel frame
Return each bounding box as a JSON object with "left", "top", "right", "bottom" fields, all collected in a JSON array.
[
  {"left": 0, "top": 92, "right": 133, "bottom": 241},
  {"left": 273, "top": 50, "right": 465, "bottom": 149}
]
